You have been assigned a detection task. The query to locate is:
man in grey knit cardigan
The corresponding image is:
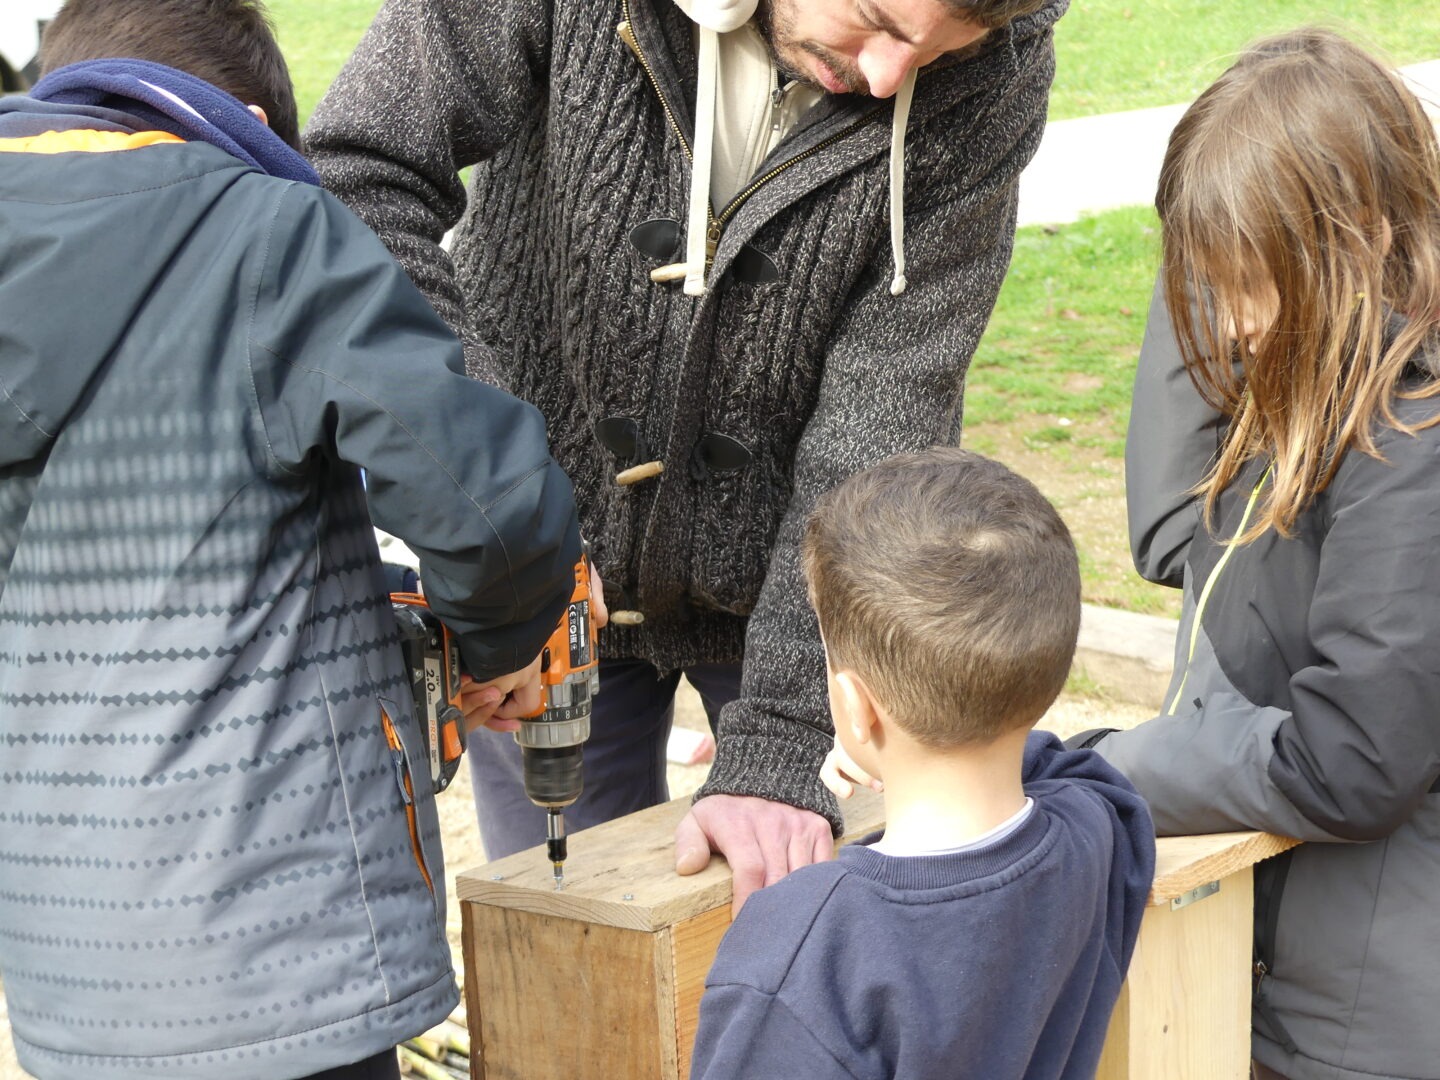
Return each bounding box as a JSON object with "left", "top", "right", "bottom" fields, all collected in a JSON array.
[{"left": 307, "top": 0, "right": 1064, "bottom": 910}]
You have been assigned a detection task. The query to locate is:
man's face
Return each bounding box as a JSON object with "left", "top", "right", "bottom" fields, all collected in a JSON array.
[{"left": 757, "top": 0, "right": 989, "bottom": 99}]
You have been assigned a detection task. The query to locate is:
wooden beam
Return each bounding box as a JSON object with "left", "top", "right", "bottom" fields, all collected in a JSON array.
[
  {"left": 670, "top": 907, "right": 731, "bottom": 1080},
  {"left": 1149, "top": 832, "right": 1299, "bottom": 906},
  {"left": 1099, "top": 868, "right": 1255, "bottom": 1078},
  {"left": 464, "top": 902, "right": 667, "bottom": 1079},
  {"left": 456, "top": 787, "right": 885, "bottom": 931}
]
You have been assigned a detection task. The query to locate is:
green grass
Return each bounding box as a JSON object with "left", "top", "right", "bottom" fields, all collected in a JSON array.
[
  {"left": 266, "top": 0, "right": 381, "bottom": 126},
  {"left": 964, "top": 206, "right": 1181, "bottom": 618},
  {"left": 1051, "top": 1, "right": 1440, "bottom": 119},
  {"left": 967, "top": 205, "right": 1160, "bottom": 436}
]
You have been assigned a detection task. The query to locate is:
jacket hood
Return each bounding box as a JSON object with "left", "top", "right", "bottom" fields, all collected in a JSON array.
[
  {"left": 664, "top": 0, "right": 1065, "bottom": 297},
  {"left": 671, "top": 0, "right": 756, "bottom": 32},
  {"left": 0, "top": 97, "right": 251, "bottom": 470}
]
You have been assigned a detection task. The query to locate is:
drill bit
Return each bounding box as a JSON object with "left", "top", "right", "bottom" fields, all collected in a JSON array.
[{"left": 547, "top": 807, "right": 567, "bottom": 890}]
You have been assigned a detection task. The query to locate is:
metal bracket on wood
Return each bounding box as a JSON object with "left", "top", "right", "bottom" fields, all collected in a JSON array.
[{"left": 1171, "top": 880, "right": 1220, "bottom": 911}]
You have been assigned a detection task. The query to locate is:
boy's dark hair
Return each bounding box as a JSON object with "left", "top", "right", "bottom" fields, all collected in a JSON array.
[
  {"left": 40, "top": 0, "right": 300, "bottom": 151},
  {"left": 803, "top": 448, "right": 1080, "bottom": 747}
]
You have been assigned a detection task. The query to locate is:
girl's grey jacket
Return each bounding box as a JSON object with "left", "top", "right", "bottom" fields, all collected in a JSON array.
[
  {"left": 1087, "top": 287, "right": 1440, "bottom": 1080},
  {"left": 0, "top": 97, "right": 579, "bottom": 1077},
  {"left": 305, "top": 0, "right": 1066, "bottom": 828}
]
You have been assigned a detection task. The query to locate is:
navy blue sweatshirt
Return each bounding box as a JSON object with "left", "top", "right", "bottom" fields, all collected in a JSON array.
[{"left": 689, "top": 732, "right": 1155, "bottom": 1079}]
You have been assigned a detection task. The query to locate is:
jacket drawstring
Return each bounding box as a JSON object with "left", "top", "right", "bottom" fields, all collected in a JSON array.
[
  {"left": 685, "top": 24, "right": 719, "bottom": 296},
  {"left": 888, "top": 68, "right": 917, "bottom": 296}
]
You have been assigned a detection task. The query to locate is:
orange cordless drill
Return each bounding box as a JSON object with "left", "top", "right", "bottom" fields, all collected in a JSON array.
[
  {"left": 518, "top": 550, "right": 600, "bottom": 890},
  {"left": 391, "top": 551, "right": 599, "bottom": 888}
]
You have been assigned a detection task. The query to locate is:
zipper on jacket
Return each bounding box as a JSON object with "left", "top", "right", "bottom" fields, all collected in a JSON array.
[
  {"left": 1165, "top": 466, "right": 1272, "bottom": 715},
  {"left": 618, "top": 11, "right": 717, "bottom": 257},
  {"left": 1252, "top": 851, "right": 1300, "bottom": 1054},
  {"left": 713, "top": 106, "right": 883, "bottom": 233},
  {"left": 381, "top": 708, "right": 435, "bottom": 895},
  {"left": 618, "top": 5, "right": 882, "bottom": 271}
]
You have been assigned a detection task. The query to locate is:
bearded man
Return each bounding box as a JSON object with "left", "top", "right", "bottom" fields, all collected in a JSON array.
[{"left": 307, "top": 0, "right": 1065, "bottom": 910}]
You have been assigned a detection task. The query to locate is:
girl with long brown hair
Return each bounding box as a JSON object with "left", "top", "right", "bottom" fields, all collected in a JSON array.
[{"left": 1081, "top": 28, "right": 1440, "bottom": 1080}]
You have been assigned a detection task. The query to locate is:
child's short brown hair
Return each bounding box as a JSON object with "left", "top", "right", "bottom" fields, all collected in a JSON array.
[
  {"left": 803, "top": 448, "right": 1080, "bottom": 747},
  {"left": 40, "top": 0, "right": 300, "bottom": 150}
]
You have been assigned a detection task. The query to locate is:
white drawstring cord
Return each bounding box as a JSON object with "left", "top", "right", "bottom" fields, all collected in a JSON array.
[
  {"left": 684, "top": 26, "right": 719, "bottom": 296},
  {"left": 888, "top": 67, "right": 918, "bottom": 296}
]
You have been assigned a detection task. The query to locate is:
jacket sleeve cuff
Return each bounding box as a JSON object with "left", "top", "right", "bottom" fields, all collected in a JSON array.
[{"left": 694, "top": 721, "right": 844, "bottom": 837}]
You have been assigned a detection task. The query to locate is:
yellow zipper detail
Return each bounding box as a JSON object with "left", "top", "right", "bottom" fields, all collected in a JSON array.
[
  {"left": 1165, "top": 466, "right": 1273, "bottom": 716},
  {"left": 618, "top": 5, "right": 880, "bottom": 269}
]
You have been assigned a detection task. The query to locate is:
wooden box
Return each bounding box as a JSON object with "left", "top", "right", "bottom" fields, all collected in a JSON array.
[{"left": 458, "top": 793, "right": 1296, "bottom": 1079}]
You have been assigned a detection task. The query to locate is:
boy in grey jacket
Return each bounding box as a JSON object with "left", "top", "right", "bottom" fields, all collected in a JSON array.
[{"left": 0, "top": 2, "right": 579, "bottom": 1077}]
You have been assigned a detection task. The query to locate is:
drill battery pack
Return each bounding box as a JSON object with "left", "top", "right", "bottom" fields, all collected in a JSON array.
[{"left": 390, "top": 592, "right": 465, "bottom": 794}]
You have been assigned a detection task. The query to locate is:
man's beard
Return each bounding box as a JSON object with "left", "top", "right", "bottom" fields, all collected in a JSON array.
[{"left": 753, "top": 0, "right": 871, "bottom": 95}]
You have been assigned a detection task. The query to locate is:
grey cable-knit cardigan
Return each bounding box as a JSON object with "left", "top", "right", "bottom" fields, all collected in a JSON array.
[{"left": 306, "top": 0, "right": 1065, "bottom": 830}]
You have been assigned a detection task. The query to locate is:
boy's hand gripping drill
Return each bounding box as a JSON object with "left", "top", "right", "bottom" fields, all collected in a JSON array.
[
  {"left": 391, "top": 552, "right": 597, "bottom": 888},
  {"left": 519, "top": 551, "right": 600, "bottom": 890}
]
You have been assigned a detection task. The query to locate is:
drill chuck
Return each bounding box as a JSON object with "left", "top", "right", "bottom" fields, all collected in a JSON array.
[{"left": 520, "top": 744, "right": 585, "bottom": 809}]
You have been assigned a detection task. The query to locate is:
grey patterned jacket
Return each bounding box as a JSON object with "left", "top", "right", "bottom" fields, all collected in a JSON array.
[
  {"left": 306, "top": 0, "right": 1065, "bottom": 829},
  {"left": 0, "top": 96, "right": 579, "bottom": 1078}
]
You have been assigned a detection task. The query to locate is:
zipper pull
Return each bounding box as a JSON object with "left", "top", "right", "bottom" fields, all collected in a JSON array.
[
  {"left": 771, "top": 85, "right": 785, "bottom": 134},
  {"left": 706, "top": 219, "right": 722, "bottom": 267},
  {"left": 652, "top": 220, "right": 720, "bottom": 285}
]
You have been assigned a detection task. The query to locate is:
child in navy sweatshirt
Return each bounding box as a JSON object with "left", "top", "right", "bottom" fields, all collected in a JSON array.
[{"left": 688, "top": 448, "right": 1155, "bottom": 1080}]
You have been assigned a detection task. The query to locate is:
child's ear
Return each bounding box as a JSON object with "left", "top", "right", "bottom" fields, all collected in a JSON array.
[
  {"left": 247, "top": 104, "right": 270, "bottom": 127},
  {"left": 833, "top": 670, "right": 880, "bottom": 745}
]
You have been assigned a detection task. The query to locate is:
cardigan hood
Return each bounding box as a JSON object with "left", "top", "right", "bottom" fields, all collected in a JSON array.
[{"left": 667, "top": 0, "right": 1064, "bottom": 297}]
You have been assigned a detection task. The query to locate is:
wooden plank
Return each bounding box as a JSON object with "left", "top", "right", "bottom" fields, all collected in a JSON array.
[
  {"left": 1149, "top": 832, "right": 1299, "bottom": 906},
  {"left": 671, "top": 906, "right": 733, "bottom": 1080},
  {"left": 461, "top": 911, "right": 484, "bottom": 1080},
  {"left": 456, "top": 789, "right": 885, "bottom": 931},
  {"left": 1099, "top": 867, "right": 1254, "bottom": 1078},
  {"left": 652, "top": 925, "right": 681, "bottom": 1080},
  {"left": 456, "top": 797, "right": 1298, "bottom": 919},
  {"left": 464, "top": 901, "right": 666, "bottom": 1080}
]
